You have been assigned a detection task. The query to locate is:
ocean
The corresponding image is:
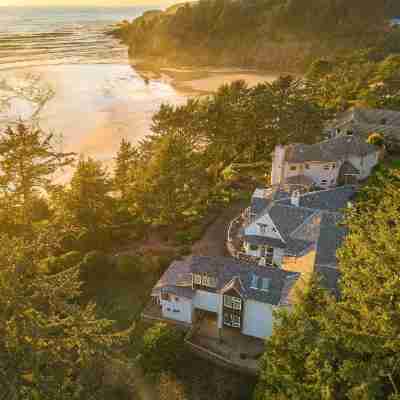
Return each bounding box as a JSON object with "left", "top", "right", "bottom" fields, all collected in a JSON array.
[
  {"left": 0, "top": 6, "right": 153, "bottom": 70},
  {"left": 0, "top": 6, "right": 186, "bottom": 171}
]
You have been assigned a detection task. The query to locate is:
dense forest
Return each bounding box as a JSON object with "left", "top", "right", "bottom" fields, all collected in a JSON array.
[
  {"left": 112, "top": 0, "right": 400, "bottom": 70},
  {"left": 1, "top": 41, "right": 400, "bottom": 398}
]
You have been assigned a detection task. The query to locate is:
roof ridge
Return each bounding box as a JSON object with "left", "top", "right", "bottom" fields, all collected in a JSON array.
[{"left": 289, "top": 210, "right": 321, "bottom": 239}]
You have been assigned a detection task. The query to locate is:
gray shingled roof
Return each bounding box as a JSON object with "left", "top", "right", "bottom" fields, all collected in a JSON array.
[
  {"left": 295, "top": 186, "right": 356, "bottom": 212},
  {"left": 314, "top": 213, "right": 346, "bottom": 267},
  {"left": 250, "top": 196, "right": 270, "bottom": 215},
  {"left": 268, "top": 204, "right": 315, "bottom": 240},
  {"left": 152, "top": 260, "right": 195, "bottom": 298},
  {"left": 170, "top": 256, "right": 300, "bottom": 305},
  {"left": 244, "top": 235, "right": 286, "bottom": 249},
  {"left": 284, "top": 135, "right": 377, "bottom": 163},
  {"left": 327, "top": 107, "right": 400, "bottom": 140}
]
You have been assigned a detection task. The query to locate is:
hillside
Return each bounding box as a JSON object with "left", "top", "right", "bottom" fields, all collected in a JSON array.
[{"left": 112, "top": 0, "right": 400, "bottom": 72}]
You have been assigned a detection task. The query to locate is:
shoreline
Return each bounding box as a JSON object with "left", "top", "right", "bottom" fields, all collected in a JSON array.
[{"left": 130, "top": 60, "right": 286, "bottom": 96}]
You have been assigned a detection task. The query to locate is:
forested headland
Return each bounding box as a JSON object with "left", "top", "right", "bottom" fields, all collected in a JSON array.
[{"left": 112, "top": 0, "right": 400, "bottom": 71}]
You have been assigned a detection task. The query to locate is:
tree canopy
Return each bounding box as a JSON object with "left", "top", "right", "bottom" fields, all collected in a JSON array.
[{"left": 256, "top": 168, "right": 400, "bottom": 400}]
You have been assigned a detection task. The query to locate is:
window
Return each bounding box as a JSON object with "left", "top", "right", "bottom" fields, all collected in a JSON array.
[
  {"left": 290, "top": 165, "right": 297, "bottom": 171},
  {"left": 260, "top": 278, "right": 271, "bottom": 292},
  {"left": 265, "top": 246, "right": 274, "bottom": 264},
  {"left": 381, "top": 118, "right": 387, "bottom": 125},
  {"left": 332, "top": 163, "right": 336, "bottom": 169},
  {"left": 250, "top": 274, "right": 271, "bottom": 291},
  {"left": 193, "top": 274, "right": 202, "bottom": 285},
  {"left": 175, "top": 297, "right": 179, "bottom": 302},
  {"left": 224, "top": 295, "right": 242, "bottom": 310},
  {"left": 249, "top": 244, "right": 259, "bottom": 252},
  {"left": 346, "top": 130, "right": 353, "bottom": 136},
  {"left": 250, "top": 273, "right": 258, "bottom": 289},
  {"left": 161, "top": 292, "right": 171, "bottom": 301},
  {"left": 194, "top": 273, "right": 217, "bottom": 288},
  {"left": 258, "top": 224, "right": 267, "bottom": 235},
  {"left": 206, "top": 276, "right": 217, "bottom": 288},
  {"left": 305, "top": 164, "right": 310, "bottom": 169},
  {"left": 323, "top": 164, "right": 330, "bottom": 170},
  {"left": 224, "top": 313, "right": 241, "bottom": 328},
  {"left": 321, "top": 179, "right": 328, "bottom": 185}
]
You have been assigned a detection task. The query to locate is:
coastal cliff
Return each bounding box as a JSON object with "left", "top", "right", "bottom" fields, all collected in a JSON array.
[{"left": 111, "top": 0, "right": 400, "bottom": 72}]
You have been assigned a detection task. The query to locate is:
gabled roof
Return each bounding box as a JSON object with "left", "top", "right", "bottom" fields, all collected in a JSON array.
[
  {"left": 340, "top": 161, "right": 360, "bottom": 175},
  {"left": 268, "top": 204, "right": 316, "bottom": 240},
  {"left": 222, "top": 276, "right": 246, "bottom": 297},
  {"left": 328, "top": 107, "right": 400, "bottom": 139},
  {"left": 290, "top": 186, "right": 356, "bottom": 212},
  {"left": 174, "top": 256, "right": 300, "bottom": 305},
  {"left": 284, "top": 135, "right": 377, "bottom": 163},
  {"left": 152, "top": 260, "right": 195, "bottom": 299},
  {"left": 314, "top": 213, "right": 346, "bottom": 267}
]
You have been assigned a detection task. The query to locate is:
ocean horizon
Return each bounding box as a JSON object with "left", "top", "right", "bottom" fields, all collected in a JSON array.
[{"left": 0, "top": 5, "right": 158, "bottom": 70}]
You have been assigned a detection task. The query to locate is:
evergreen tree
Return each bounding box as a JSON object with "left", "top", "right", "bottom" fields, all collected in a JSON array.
[
  {"left": 256, "top": 168, "right": 400, "bottom": 399},
  {"left": 0, "top": 123, "right": 74, "bottom": 230},
  {"left": 0, "top": 235, "right": 129, "bottom": 399}
]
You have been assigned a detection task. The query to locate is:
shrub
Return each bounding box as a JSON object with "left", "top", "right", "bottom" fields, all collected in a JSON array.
[
  {"left": 80, "top": 250, "right": 110, "bottom": 282},
  {"left": 115, "top": 254, "right": 144, "bottom": 277},
  {"left": 139, "top": 323, "right": 184, "bottom": 376},
  {"left": 367, "top": 132, "right": 385, "bottom": 146},
  {"left": 39, "top": 251, "right": 82, "bottom": 274}
]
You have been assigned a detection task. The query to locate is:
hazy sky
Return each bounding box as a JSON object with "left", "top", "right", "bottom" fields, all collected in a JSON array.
[{"left": 0, "top": 0, "right": 167, "bottom": 6}]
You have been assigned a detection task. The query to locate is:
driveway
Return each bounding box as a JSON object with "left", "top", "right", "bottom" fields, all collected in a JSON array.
[{"left": 191, "top": 200, "right": 247, "bottom": 257}]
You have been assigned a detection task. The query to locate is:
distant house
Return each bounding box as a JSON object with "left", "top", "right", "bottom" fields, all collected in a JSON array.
[
  {"left": 271, "top": 135, "right": 380, "bottom": 188},
  {"left": 326, "top": 107, "right": 400, "bottom": 141},
  {"left": 237, "top": 186, "right": 355, "bottom": 294},
  {"left": 150, "top": 256, "right": 300, "bottom": 340}
]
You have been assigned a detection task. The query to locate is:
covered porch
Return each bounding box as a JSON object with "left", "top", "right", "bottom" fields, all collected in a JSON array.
[{"left": 186, "top": 310, "right": 265, "bottom": 374}]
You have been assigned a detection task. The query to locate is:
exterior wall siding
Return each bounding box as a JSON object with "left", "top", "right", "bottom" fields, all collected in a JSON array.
[
  {"left": 161, "top": 295, "right": 193, "bottom": 323},
  {"left": 242, "top": 300, "right": 274, "bottom": 339},
  {"left": 193, "top": 290, "right": 219, "bottom": 313},
  {"left": 302, "top": 161, "right": 341, "bottom": 187}
]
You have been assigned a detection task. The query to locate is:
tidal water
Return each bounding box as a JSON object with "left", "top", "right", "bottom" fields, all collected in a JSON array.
[
  {"left": 0, "top": 6, "right": 186, "bottom": 167},
  {"left": 0, "top": 6, "right": 148, "bottom": 70}
]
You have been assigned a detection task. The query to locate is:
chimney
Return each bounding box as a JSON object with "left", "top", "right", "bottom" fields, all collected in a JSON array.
[{"left": 291, "top": 190, "right": 300, "bottom": 207}]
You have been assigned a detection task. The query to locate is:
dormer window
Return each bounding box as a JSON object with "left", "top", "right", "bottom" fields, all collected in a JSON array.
[
  {"left": 193, "top": 273, "right": 217, "bottom": 289},
  {"left": 250, "top": 274, "right": 271, "bottom": 291},
  {"left": 258, "top": 223, "right": 268, "bottom": 235}
]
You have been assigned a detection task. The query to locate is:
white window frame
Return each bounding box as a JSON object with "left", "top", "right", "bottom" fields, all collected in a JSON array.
[
  {"left": 224, "top": 295, "right": 242, "bottom": 310},
  {"left": 193, "top": 274, "right": 202, "bottom": 285}
]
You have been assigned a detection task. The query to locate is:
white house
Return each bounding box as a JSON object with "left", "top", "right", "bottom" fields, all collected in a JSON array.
[
  {"left": 271, "top": 135, "right": 381, "bottom": 188},
  {"left": 238, "top": 186, "right": 354, "bottom": 295},
  {"left": 326, "top": 107, "right": 400, "bottom": 141},
  {"left": 150, "top": 256, "right": 300, "bottom": 340}
]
